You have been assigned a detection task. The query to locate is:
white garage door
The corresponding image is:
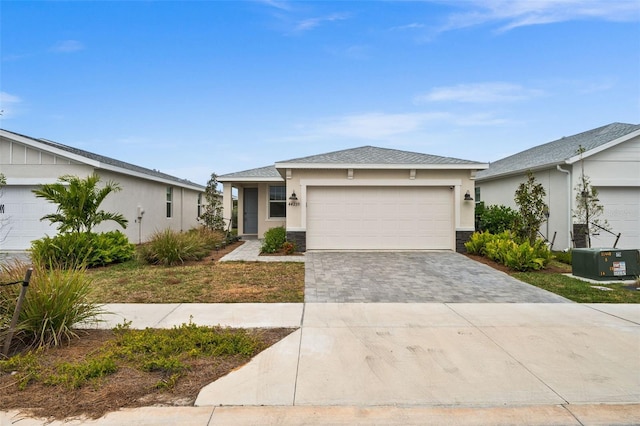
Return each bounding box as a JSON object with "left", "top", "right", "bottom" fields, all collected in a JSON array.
[
  {"left": 591, "top": 187, "right": 640, "bottom": 249},
  {"left": 306, "top": 186, "right": 454, "bottom": 250},
  {"left": 0, "top": 186, "right": 58, "bottom": 251}
]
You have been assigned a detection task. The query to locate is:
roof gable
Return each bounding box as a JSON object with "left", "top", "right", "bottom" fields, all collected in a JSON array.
[
  {"left": 275, "top": 146, "right": 486, "bottom": 169},
  {"left": 476, "top": 122, "right": 640, "bottom": 180},
  {"left": 218, "top": 165, "right": 283, "bottom": 182},
  {"left": 1, "top": 129, "right": 204, "bottom": 190}
]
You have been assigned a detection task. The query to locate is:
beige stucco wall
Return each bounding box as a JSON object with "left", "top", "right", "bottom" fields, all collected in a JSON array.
[{"left": 232, "top": 182, "right": 286, "bottom": 237}]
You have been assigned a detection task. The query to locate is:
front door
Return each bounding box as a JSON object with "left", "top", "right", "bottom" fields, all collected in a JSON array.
[{"left": 243, "top": 188, "right": 258, "bottom": 234}]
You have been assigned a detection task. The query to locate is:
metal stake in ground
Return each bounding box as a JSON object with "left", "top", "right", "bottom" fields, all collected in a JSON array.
[{"left": 2, "top": 268, "right": 33, "bottom": 357}]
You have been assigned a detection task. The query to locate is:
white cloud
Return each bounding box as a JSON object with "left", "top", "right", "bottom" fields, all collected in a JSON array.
[
  {"left": 0, "top": 91, "right": 22, "bottom": 118},
  {"left": 50, "top": 40, "right": 85, "bottom": 53},
  {"left": 415, "top": 82, "right": 544, "bottom": 103},
  {"left": 390, "top": 22, "right": 426, "bottom": 31},
  {"left": 258, "top": 0, "right": 292, "bottom": 11},
  {"left": 294, "top": 12, "right": 350, "bottom": 32},
  {"left": 438, "top": 0, "right": 640, "bottom": 33},
  {"left": 290, "top": 110, "right": 507, "bottom": 142}
]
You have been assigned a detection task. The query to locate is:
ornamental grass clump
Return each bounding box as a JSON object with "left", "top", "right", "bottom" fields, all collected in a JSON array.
[
  {"left": 138, "top": 228, "right": 211, "bottom": 266},
  {"left": 0, "top": 261, "right": 104, "bottom": 352}
]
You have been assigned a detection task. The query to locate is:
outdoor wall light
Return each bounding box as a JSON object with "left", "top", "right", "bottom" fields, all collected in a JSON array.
[
  {"left": 464, "top": 190, "right": 474, "bottom": 201},
  {"left": 288, "top": 191, "right": 300, "bottom": 206}
]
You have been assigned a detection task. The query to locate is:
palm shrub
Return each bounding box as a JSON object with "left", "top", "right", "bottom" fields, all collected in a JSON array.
[
  {"left": 138, "top": 229, "right": 210, "bottom": 266},
  {"left": 261, "top": 226, "right": 287, "bottom": 254},
  {"left": 1, "top": 261, "right": 104, "bottom": 351},
  {"left": 30, "top": 231, "right": 135, "bottom": 269}
]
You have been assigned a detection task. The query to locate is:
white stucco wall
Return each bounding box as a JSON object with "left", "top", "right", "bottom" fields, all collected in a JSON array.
[{"left": 0, "top": 136, "right": 203, "bottom": 249}]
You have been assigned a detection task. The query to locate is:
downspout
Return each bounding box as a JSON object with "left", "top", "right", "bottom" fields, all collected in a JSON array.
[{"left": 556, "top": 165, "right": 571, "bottom": 249}]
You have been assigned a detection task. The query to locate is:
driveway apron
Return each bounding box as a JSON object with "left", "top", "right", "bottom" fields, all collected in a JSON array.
[{"left": 305, "top": 251, "right": 570, "bottom": 303}]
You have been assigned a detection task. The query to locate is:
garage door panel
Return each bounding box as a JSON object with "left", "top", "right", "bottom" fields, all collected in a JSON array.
[
  {"left": 1, "top": 186, "right": 57, "bottom": 250},
  {"left": 307, "top": 186, "right": 454, "bottom": 250},
  {"left": 591, "top": 188, "right": 639, "bottom": 249}
]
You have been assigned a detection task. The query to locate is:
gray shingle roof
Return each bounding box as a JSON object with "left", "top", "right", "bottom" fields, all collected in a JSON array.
[
  {"left": 476, "top": 122, "right": 640, "bottom": 180},
  {"left": 276, "top": 145, "right": 483, "bottom": 166},
  {"left": 218, "top": 165, "right": 282, "bottom": 180},
  {"left": 2, "top": 129, "right": 204, "bottom": 189}
]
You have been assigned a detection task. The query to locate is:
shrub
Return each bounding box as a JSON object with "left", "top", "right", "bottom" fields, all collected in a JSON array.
[
  {"left": 261, "top": 226, "right": 287, "bottom": 254},
  {"left": 467, "top": 231, "right": 551, "bottom": 272},
  {"left": 0, "top": 262, "right": 104, "bottom": 350},
  {"left": 30, "top": 231, "right": 134, "bottom": 269},
  {"left": 553, "top": 250, "right": 572, "bottom": 265},
  {"left": 138, "top": 229, "right": 210, "bottom": 266},
  {"left": 282, "top": 241, "right": 296, "bottom": 255},
  {"left": 478, "top": 204, "right": 519, "bottom": 234}
]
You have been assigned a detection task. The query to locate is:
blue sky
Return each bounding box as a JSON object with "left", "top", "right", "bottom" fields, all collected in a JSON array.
[{"left": 1, "top": 0, "right": 639, "bottom": 185}]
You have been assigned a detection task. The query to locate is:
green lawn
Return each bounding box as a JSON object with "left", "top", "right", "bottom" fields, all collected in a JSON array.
[
  {"left": 514, "top": 272, "right": 640, "bottom": 303},
  {"left": 87, "top": 260, "right": 305, "bottom": 303}
]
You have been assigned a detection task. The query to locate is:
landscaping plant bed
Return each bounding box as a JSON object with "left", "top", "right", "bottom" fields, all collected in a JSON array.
[{"left": 0, "top": 327, "right": 296, "bottom": 421}]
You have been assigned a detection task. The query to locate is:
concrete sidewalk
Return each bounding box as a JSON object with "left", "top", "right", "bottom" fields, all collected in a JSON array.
[{"left": 2, "top": 302, "right": 639, "bottom": 425}]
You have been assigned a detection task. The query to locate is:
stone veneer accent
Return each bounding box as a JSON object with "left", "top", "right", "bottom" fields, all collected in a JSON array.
[
  {"left": 456, "top": 230, "right": 475, "bottom": 253},
  {"left": 287, "top": 230, "right": 473, "bottom": 253},
  {"left": 286, "top": 231, "right": 306, "bottom": 252}
]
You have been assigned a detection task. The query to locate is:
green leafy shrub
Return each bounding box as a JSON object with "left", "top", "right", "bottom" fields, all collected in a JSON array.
[
  {"left": 261, "top": 226, "right": 287, "bottom": 254},
  {"left": 30, "top": 231, "right": 134, "bottom": 269},
  {"left": 478, "top": 204, "right": 519, "bottom": 234},
  {"left": 468, "top": 231, "right": 551, "bottom": 272},
  {"left": 553, "top": 250, "right": 572, "bottom": 265},
  {"left": 138, "top": 229, "right": 210, "bottom": 266},
  {"left": 0, "top": 262, "right": 104, "bottom": 350},
  {"left": 464, "top": 231, "right": 494, "bottom": 255}
]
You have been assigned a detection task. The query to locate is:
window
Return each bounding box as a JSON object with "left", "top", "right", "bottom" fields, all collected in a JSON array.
[
  {"left": 166, "top": 187, "right": 173, "bottom": 218},
  {"left": 197, "top": 193, "right": 202, "bottom": 218},
  {"left": 269, "top": 186, "right": 286, "bottom": 218}
]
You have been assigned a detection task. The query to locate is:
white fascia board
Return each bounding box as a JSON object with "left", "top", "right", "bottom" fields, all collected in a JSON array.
[
  {"left": 1, "top": 131, "right": 101, "bottom": 167},
  {"left": 475, "top": 162, "right": 564, "bottom": 182},
  {"left": 565, "top": 129, "right": 640, "bottom": 164},
  {"left": 275, "top": 162, "right": 489, "bottom": 170},
  {"left": 218, "top": 177, "right": 284, "bottom": 183}
]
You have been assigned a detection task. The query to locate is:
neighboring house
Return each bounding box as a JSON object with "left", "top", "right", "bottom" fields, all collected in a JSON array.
[
  {"left": 218, "top": 146, "right": 488, "bottom": 252},
  {"left": 0, "top": 129, "right": 205, "bottom": 250},
  {"left": 476, "top": 122, "right": 640, "bottom": 251}
]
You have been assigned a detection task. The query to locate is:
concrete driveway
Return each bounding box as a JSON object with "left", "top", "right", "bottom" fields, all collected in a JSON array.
[{"left": 305, "top": 251, "right": 569, "bottom": 303}]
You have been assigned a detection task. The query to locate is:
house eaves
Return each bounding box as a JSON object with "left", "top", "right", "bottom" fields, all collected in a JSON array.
[{"left": 1, "top": 129, "right": 204, "bottom": 191}]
